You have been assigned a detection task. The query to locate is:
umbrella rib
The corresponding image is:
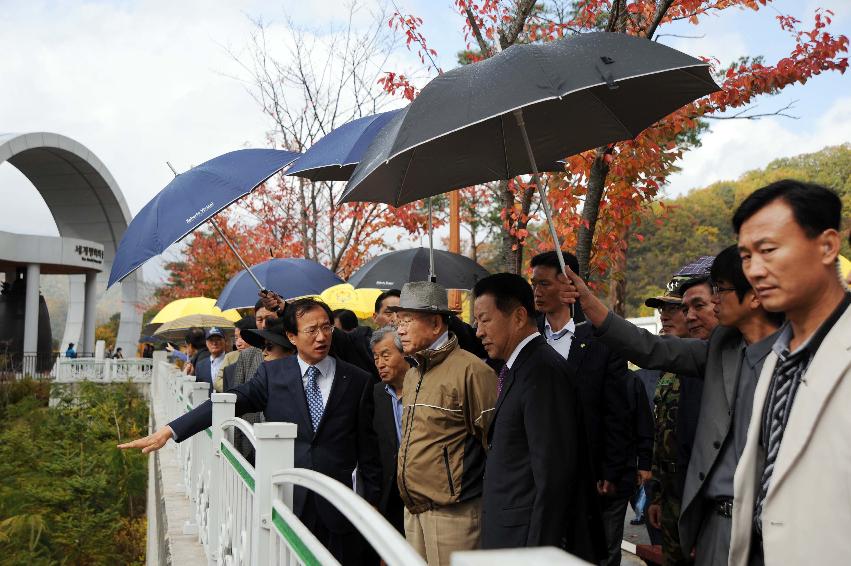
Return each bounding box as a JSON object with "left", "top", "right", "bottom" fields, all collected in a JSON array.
[
  {"left": 395, "top": 149, "right": 416, "bottom": 207},
  {"left": 499, "top": 113, "right": 511, "bottom": 178},
  {"left": 585, "top": 88, "right": 635, "bottom": 139}
]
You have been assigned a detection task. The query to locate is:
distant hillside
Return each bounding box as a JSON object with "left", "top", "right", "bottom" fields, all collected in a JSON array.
[{"left": 624, "top": 144, "right": 851, "bottom": 316}]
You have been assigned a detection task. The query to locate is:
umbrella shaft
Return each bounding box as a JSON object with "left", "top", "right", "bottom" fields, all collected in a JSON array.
[
  {"left": 428, "top": 197, "right": 435, "bottom": 282},
  {"left": 513, "top": 109, "right": 573, "bottom": 317},
  {"left": 209, "top": 218, "right": 266, "bottom": 291}
]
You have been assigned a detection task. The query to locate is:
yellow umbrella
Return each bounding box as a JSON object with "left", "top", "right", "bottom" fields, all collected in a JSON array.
[
  {"left": 320, "top": 284, "right": 382, "bottom": 319},
  {"left": 151, "top": 297, "right": 241, "bottom": 324},
  {"left": 153, "top": 314, "right": 236, "bottom": 342}
]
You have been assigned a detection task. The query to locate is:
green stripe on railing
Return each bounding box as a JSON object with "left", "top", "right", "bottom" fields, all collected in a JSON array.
[
  {"left": 205, "top": 428, "right": 212, "bottom": 438},
  {"left": 272, "top": 507, "right": 321, "bottom": 566},
  {"left": 221, "top": 441, "right": 255, "bottom": 492}
]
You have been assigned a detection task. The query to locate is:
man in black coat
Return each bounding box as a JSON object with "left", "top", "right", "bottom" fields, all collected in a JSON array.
[
  {"left": 472, "top": 273, "right": 605, "bottom": 562},
  {"left": 530, "top": 251, "right": 632, "bottom": 566},
  {"left": 120, "top": 298, "right": 382, "bottom": 565}
]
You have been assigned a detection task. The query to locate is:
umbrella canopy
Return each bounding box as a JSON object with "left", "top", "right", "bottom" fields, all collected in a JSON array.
[
  {"left": 108, "top": 148, "right": 300, "bottom": 288},
  {"left": 287, "top": 110, "right": 402, "bottom": 181},
  {"left": 216, "top": 258, "right": 344, "bottom": 310},
  {"left": 150, "top": 297, "right": 241, "bottom": 324},
  {"left": 153, "top": 314, "right": 235, "bottom": 342},
  {"left": 347, "top": 247, "right": 490, "bottom": 290},
  {"left": 319, "top": 284, "right": 382, "bottom": 319},
  {"left": 340, "top": 32, "right": 719, "bottom": 206}
]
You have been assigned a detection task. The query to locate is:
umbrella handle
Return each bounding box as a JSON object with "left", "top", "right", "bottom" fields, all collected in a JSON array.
[
  {"left": 208, "top": 218, "right": 266, "bottom": 292},
  {"left": 513, "top": 109, "right": 574, "bottom": 319}
]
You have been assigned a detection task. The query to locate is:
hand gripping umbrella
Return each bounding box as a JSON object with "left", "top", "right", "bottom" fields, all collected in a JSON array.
[
  {"left": 107, "top": 148, "right": 300, "bottom": 289},
  {"left": 340, "top": 32, "right": 720, "bottom": 278}
]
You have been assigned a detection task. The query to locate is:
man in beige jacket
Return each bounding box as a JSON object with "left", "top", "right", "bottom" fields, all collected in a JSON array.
[{"left": 729, "top": 180, "right": 850, "bottom": 565}]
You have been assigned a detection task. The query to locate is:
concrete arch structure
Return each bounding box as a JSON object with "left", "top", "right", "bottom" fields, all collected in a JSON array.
[{"left": 0, "top": 132, "right": 141, "bottom": 355}]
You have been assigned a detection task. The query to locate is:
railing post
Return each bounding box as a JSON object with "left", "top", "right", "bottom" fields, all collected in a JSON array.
[
  {"left": 210, "top": 393, "right": 237, "bottom": 563},
  {"left": 254, "top": 422, "right": 297, "bottom": 566},
  {"left": 183, "top": 382, "right": 209, "bottom": 536}
]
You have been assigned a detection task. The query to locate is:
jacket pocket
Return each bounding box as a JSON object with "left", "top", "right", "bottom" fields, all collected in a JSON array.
[
  {"left": 499, "top": 504, "right": 532, "bottom": 527},
  {"left": 442, "top": 446, "right": 456, "bottom": 496}
]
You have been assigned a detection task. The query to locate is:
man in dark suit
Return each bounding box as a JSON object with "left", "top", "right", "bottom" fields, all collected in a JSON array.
[
  {"left": 472, "top": 273, "right": 605, "bottom": 562},
  {"left": 361, "top": 326, "right": 409, "bottom": 534},
  {"left": 119, "top": 298, "right": 382, "bottom": 565},
  {"left": 530, "top": 251, "right": 632, "bottom": 566}
]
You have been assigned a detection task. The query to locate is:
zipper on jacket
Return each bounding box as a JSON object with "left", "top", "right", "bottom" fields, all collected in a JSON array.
[
  {"left": 442, "top": 445, "right": 456, "bottom": 496},
  {"left": 400, "top": 360, "right": 427, "bottom": 507}
]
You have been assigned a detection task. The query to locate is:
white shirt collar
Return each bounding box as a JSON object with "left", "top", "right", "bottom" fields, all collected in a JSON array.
[
  {"left": 429, "top": 330, "right": 450, "bottom": 350},
  {"left": 544, "top": 316, "right": 575, "bottom": 337},
  {"left": 296, "top": 354, "right": 335, "bottom": 377},
  {"left": 505, "top": 332, "right": 540, "bottom": 369}
]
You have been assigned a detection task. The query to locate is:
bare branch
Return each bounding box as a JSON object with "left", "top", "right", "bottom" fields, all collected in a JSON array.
[
  {"left": 463, "top": 4, "right": 491, "bottom": 55},
  {"left": 705, "top": 100, "right": 800, "bottom": 120},
  {"left": 644, "top": 0, "right": 675, "bottom": 39}
]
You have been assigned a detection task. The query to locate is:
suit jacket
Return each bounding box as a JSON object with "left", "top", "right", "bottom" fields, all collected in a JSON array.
[
  {"left": 594, "top": 312, "right": 741, "bottom": 551},
  {"left": 537, "top": 317, "right": 632, "bottom": 485},
  {"left": 362, "top": 382, "right": 404, "bottom": 534},
  {"left": 730, "top": 305, "right": 851, "bottom": 565},
  {"left": 631, "top": 372, "right": 655, "bottom": 473},
  {"left": 330, "top": 327, "right": 378, "bottom": 379},
  {"left": 481, "top": 336, "right": 605, "bottom": 562},
  {"left": 192, "top": 348, "right": 212, "bottom": 385},
  {"left": 169, "top": 355, "right": 382, "bottom": 533}
]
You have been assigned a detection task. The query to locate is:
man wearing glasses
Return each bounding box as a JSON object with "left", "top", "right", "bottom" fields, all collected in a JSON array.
[
  {"left": 119, "top": 298, "right": 381, "bottom": 565},
  {"left": 561, "top": 247, "right": 781, "bottom": 566},
  {"left": 392, "top": 281, "right": 497, "bottom": 566}
]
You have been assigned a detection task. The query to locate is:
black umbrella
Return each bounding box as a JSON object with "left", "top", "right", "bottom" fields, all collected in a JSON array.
[
  {"left": 340, "top": 32, "right": 719, "bottom": 276},
  {"left": 347, "top": 247, "right": 490, "bottom": 290}
]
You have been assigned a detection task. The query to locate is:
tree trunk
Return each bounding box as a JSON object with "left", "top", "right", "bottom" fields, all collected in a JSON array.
[
  {"left": 608, "top": 225, "right": 630, "bottom": 317},
  {"left": 576, "top": 148, "right": 610, "bottom": 280}
]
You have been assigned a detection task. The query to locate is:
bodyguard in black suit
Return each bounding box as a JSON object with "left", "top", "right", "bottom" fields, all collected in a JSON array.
[
  {"left": 472, "top": 274, "right": 605, "bottom": 562},
  {"left": 530, "top": 251, "right": 632, "bottom": 566},
  {"left": 120, "top": 299, "right": 382, "bottom": 565}
]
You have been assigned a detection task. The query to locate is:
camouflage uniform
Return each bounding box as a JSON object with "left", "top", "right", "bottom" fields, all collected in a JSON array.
[{"left": 649, "top": 372, "right": 692, "bottom": 566}]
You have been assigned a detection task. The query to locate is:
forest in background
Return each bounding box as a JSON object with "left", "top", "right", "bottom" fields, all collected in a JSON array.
[
  {"left": 0, "top": 380, "right": 148, "bottom": 565},
  {"left": 623, "top": 143, "right": 851, "bottom": 316}
]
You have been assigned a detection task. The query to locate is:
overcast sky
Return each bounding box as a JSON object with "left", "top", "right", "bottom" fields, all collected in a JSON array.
[{"left": 1, "top": 0, "right": 848, "bottom": 284}]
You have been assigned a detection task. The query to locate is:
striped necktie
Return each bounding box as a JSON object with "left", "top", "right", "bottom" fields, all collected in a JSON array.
[
  {"left": 497, "top": 364, "right": 509, "bottom": 396},
  {"left": 754, "top": 348, "right": 806, "bottom": 533}
]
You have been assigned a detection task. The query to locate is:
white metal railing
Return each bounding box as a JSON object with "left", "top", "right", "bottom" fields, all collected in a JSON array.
[
  {"left": 53, "top": 357, "right": 153, "bottom": 383},
  {"left": 151, "top": 358, "right": 425, "bottom": 566}
]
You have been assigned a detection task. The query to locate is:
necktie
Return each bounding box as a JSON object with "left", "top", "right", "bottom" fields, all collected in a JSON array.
[
  {"left": 754, "top": 348, "right": 805, "bottom": 533},
  {"left": 497, "top": 364, "right": 509, "bottom": 396},
  {"left": 305, "top": 365, "right": 325, "bottom": 431}
]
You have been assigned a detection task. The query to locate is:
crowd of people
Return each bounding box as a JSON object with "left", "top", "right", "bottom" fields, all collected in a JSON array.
[{"left": 120, "top": 179, "right": 851, "bottom": 566}]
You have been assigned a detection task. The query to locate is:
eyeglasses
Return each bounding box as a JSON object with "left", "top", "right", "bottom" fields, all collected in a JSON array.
[
  {"left": 711, "top": 284, "right": 737, "bottom": 296},
  {"left": 299, "top": 323, "right": 334, "bottom": 337}
]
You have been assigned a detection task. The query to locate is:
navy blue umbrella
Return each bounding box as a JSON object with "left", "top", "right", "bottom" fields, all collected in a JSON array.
[
  {"left": 108, "top": 149, "right": 300, "bottom": 288},
  {"left": 286, "top": 109, "right": 401, "bottom": 181},
  {"left": 216, "top": 258, "right": 343, "bottom": 310}
]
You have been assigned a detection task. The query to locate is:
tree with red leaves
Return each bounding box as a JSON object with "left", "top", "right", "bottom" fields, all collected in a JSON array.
[{"left": 379, "top": 0, "right": 848, "bottom": 311}]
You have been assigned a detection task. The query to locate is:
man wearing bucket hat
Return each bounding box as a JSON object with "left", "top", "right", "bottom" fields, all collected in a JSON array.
[{"left": 391, "top": 281, "right": 497, "bottom": 566}]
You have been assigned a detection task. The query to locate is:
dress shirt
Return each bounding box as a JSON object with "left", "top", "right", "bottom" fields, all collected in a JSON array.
[
  {"left": 209, "top": 352, "right": 226, "bottom": 382},
  {"left": 384, "top": 384, "right": 404, "bottom": 443},
  {"left": 505, "top": 332, "right": 541, "bottom": 369},
  {"left": 543, "top": 316, "right": 575, "bottom": 359},
  {"left": 297, "top": 355, "right": 336, "bottom": 405},
  {"left": 704, "top": 331, "right": 778, "bottom": 499},
  {"left": 429, "top": 331, "right": 450, "bottom": 351}
]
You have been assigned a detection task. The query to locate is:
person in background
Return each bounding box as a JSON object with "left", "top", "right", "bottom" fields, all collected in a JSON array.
[
  {"left": 529, "top": 250, "right": 632, "bottom": 566},
  {"left": 113, "top": 347, "right": 124, "bottom": 359},
  {"left": 141, "top": 343, "right": 154, "bottom": 359},
  {"left": 373, "top": 289, "right": 401, "bottom": 327},
  {"left": 362, "top": 326, "right": 409, "bottom": 534},
  {"left": 214, "top": 316, "right": 257, "bottom": 393},
  {"left": 242, "top": 317, "right": 295, "bottom": 363},
  {"left": 65, "top": 342, "right": 77, "bottom": 359},
  {"left": 194, "top": 327, "right": 226, "bottom": 387},
  {"left": 333, "top": 309, "right": 359, "bottom": 332},
  {"left": 474, "top": 273, "right": 605, "bottom": 562},
  {"left": 183, "top": 327, "right": 208, "bottom": 377}
]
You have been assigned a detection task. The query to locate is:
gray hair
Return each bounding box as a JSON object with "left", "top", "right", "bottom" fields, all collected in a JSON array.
[{"left": 369, "top": 325, "right": 403, "bottom": 353}]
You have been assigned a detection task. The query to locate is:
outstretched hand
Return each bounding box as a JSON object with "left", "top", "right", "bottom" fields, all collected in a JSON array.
[{"left": 117, "top": 426, "right": 174, "bottom": 454}]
